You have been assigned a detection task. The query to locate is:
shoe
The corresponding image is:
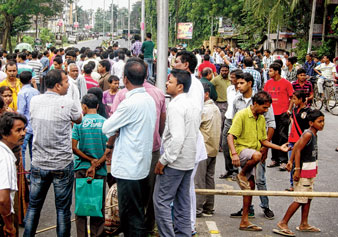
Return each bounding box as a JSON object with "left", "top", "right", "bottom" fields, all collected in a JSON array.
[
  {"left": 231, "top": 174, "right": 237, "bottom": 181},
  {"left": 219, "top": 172, "right": 233, "bottom": 179},
  {"left": 202, "top": 210, "right": 214, "bottom": 217},
  {"left": 267, "top": 161, "right": 279, "bottom": 168},
  {"left": 230, "top": 208, "right": 255, "bottom": 218},
  {"left": 263, "top": 208, "right": 275, "bottom": 220},
  {"left": 196, "top": 213, "right": 203, "bottom": 218},
  {"left": 279, "top": 163, "right": 287, "bottom": 171}
]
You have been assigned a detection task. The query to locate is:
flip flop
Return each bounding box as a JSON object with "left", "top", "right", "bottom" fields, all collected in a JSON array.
[
  {"left": 296, "top": 225, "right": 321, "bottom": 232},
  {"left": 267, "top": 161, "right": 279, "bottom": 168},
  {"left": 239, "top": 224, "right": 262, "bottom": 231},
  {"left": 236, "top": 174, "right": 250, "bottom": 190},
  {"left": 272, "top": 228, "right": 295, "bottom": 236}
]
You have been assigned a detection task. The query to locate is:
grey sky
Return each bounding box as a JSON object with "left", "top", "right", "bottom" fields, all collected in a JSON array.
[{"left": 78, "top": 0, "right": 140, "bottom": 10}]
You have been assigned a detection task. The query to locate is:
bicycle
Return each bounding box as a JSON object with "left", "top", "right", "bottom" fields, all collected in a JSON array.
[{"left": 312, "top": 77, "right": 338, "bottom": 115}]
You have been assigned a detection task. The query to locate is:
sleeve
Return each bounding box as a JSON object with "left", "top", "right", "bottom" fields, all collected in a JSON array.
[
  {"left": 210, "top": 85, "right": 218, "bottom": 101},
  {"left": 212, "top": 64, "right": 217, "bottom": 72},
  {"left": 102, "top": 100, "right": 132, "bottom": 137},
  {"left": 159, "top": 105, "right": 186, "bottom": 165},
  {"left": 0, "top": 152, "right": 11, "bottom": 190},
  {"left": 111, "top": 90, "right": 125, "bottom": 113},
  {"left": 332, "top": 65, "right": 337, "bottom": 73},
  {"left": 261, "top": 117, "right": 268, "bottom": 141},
  {"left": 264, "top": 106, "right": 276, "bottom": 129},
  {"left": 69, "top": 100, "right": 82, "bottom": 121},
  {"left": 210, "top": 78, "right": 217, "bottom": 86},
  {"left": 287, "top": 80, "right": 294, "bottom": 97},
  {"left": 228, "top": 112, "right": 243, "bottom": 138},
  {"left": 315, "top": 64, "right": 321, "bottom": 70},
  {"left": 16, "top": 93, "right": 26, "bottom": 116},
  {"left": 160, "top": 93, "right": 166, "bottom": 114},
  {"left": 229, "top": 63, "right": 237, "bottom": 72},
  {"left": 72, "top": 124, "right": 80, "bottom": 141}
]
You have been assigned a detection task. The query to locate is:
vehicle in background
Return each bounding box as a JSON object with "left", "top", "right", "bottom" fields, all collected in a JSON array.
[{"left": 68, "top": 35, "right": 78, "bottom": 44}]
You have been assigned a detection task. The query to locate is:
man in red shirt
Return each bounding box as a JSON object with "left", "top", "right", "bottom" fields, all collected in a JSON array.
[
  {"left": 198, "top": 54, "right": 216, "bottom": 78},
  {"left": 264, "top": 63, "right": 293, "bottom": 170},
  {"left": 83, "top": 64, "right": 99, "bottom": 90}
]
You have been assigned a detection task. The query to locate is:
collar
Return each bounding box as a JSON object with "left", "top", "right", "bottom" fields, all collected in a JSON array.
[
  {"left": 0, "top": 141, "right": 16, "bottom": 162},
  {"left": 171, "top": 93, "right": 186, "bottom": 103},
  {"left": 247, "top": 106, "right": 255, "bottom": 118},
  {"left": 101, "top": 72, "right": 109, "bottom": 78},
  {"left": 45, "top": 91, "right": 60, "bottom": 96},
  {"left": 22, "top": 84, "right": 33, "bottom": 89},
  {"left": 204, "top": 99, "right": 214, "bottom": 105},
  {"left": 245, "top": 66, "right": 255, "bottom": 70},
  {"left": 125, "top": 87, "right": 146, "bottom": 98}
]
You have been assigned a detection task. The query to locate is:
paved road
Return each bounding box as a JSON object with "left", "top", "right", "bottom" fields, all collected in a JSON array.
[
  {"left": 69, "top": 37, "right": 129, "bottom": 51},
  {"left": 19, "top": 40, "right": 338, "bottom": 237}
]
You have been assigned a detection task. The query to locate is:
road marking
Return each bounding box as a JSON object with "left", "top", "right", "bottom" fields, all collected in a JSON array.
[{"left": 206, "top": 221, "right": 222, "bottom": 237}]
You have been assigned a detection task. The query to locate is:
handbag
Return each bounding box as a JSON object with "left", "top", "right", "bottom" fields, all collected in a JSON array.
[{"left": 75, "top": 177, "right": 104, "bottom": 217}]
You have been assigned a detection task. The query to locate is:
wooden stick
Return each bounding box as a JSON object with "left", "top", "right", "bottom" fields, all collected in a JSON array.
[{"left": 195, "top": 189, "right": 338, "bottom": 198}]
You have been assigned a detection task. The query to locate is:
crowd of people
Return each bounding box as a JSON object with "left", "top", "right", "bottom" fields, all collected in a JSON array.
[{"left": 0, "top": 34, "right": 335, "bottom": 237}]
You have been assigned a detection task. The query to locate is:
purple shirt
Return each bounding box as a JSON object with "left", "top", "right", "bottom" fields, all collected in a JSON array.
[
  {"left": 103, "top": 90, "right": 116, "bottom": 106},
  {"left": 111, "top": 81, "right": 166, "bottom": 152}
]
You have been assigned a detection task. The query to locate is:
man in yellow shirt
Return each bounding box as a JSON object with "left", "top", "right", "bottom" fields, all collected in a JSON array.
[
  {"left": 227, "top": 91, "right": 289, "bottom": 232},
  {"left": 0, "top": 61, "right": 22, "bottom": 110}
]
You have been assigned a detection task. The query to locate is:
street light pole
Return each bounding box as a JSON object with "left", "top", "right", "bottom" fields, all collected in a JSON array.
[
  {"left": 103, "top": 0, "right": 106, "bottom": 37},
  {"left": 128, "top": 0, "right": 131, "bottom": 49},
  {"left": 141, "top": 0, "right": 145, "bottom": 42},
  {"left": 156, "top": 0, "right": 168, "bottom": 93},
  {"left": 111, "top": 0, "right": 114, "bottom": 42},
  {"left": 308, "top": 0, "right": 317, "bottom": 53}
]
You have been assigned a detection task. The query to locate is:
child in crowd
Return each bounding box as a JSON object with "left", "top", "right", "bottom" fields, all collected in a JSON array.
[
  {"left": 274, "top": 109, "right": 324, "bottom": 236},
  {"left": 0, "top": 86, "right": 14, "bottom": 112},
  {"left": 103, "top": 75, "right": 119, "bottom": 114},
  {"left": 72, "top": 93, "right": 108, "bottom": 237}
]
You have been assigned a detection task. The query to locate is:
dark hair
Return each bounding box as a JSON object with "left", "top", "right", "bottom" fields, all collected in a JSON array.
[
  {"left": 201, "top": 67, "right": 212, "bottom": 77},
  {"left": 84, "top": 63, "right": 93, "bottom": 74},
  {"left": 204, "top": 54, "right": 210, "bottom": 61},
  {"left": 284, "top": 51, "right": 290, "bottom": 56},
  {"left": 80, "top": 54, "right": 86, "bottom": 59},
  {"left": 53, "top": 56, "right": 63, "bottom": 65},
  {"left": 124, "top": 61, "right": 147, "bottom": 85},
  {"left": 252, "top": 91, "right": 272, "bottom": 105},
  {"left": 0, "top": 112, "right": 27, "bottom": 139},
  {"left": 235, "top": 72, "right": 244, "bottom": 80},
  {"left": 108, "top": 75, "right": 119, "bottom": 83},
  {"left": 81, "top": 93, "right": 98, "bottom": 109},
  {"left": 230, "top": 69, "right": 243, "bottom": 75},
  {"left": 264, "top": 49, "right": 271, "bottom": 54},
  {"left": 99, "top": 60, "right": 111, "bottom": 72},
  {"left": 202, "top": 83, "right": 210, "bottom": 94},
  {"left": 170, "top": 47, "right": 178, "bottom": 53},
  {"left": 87, "top": 87, "right": 107, "bottom": 118},
  {"left": 146, "top": 32, "right": 152, "bottom": 38},
  {"left": 118, "top": 52, "right": 125, "bottom": 60},
  {"left": 288, "top": 56, "right": 297, "bottom": 65},
  {"left": 43, "top": 50, "right": 49, "bottom": 56},
  {"left": 59, "top": 48, "right": 64, "bottom": 53},
  {"left": 87, "top": 61, "right": 96, "bottom": 70},
  {"left": 293, "top": 90, "right": 306, "bottom": 102},
  {"left": 297, "top": 68, "right": 306, "bottom": 76},
  {"left": 66, "top": 50, "right": 76, "bottom": 58},
  {"left": 170, "top": 69, "right": 191, "bottom": 93},
  {"left": 31, "top": 51, "right": 38, "bottom": 59},
  {"left": 53, "top": 49, "right": 59, "bottom": 54},
  {"left": 101, "top": 51, "right": 109, "bottom": 59},
  {"left": 0, "top": 96, "right": 4, "bottom": 110},
  {"left": 19, "top": 71, "right": 32, "bottom": 84},
  {"left": 66, "top": 59, "right": 75, "bottom": 65},
  {"left": 269, "top": 63, "right": 281, "bottom": 75},
  {"left": 273, "top": 59, "right": 283, "bottom": 67},
  {"left": 87, "top": 50, "right": 94, "bottom": 58},
  {"left": 306, "top": 53, "right": 313, "bottom": 58},
  {"left": 0, "top": 86, "right": 13, "bottom": 95},
  {"left": 18, "top": 52, "right": 27, "bottom": 61},
  {"left": 243, "top": 57, "right": 253, "bottom": 67},
  {"left": 176, "top": 51, "right": 197, "bottom": 73},
  {"left": 242, "top": 73, "right": 254, "bottom": 87},
  {"left": 5, "top": 61, "right": 17, "bottom": 71},
  {"left": 307, "top": 109, "right": 324, "bottom": 122},
  {"left": 134, "top": 35, "right": 140, "bottom": 41},
  {"left": 45, "top": 70, "right": 64, "bottom": 89},
  {"left": 220, "top": 64, "right": 229, "bottom": 70}
]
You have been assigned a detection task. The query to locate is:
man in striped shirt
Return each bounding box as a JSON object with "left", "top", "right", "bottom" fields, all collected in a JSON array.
[
  {"left": 28, "top": 51, "right": 43, "bottom": 91},
  {"left": 84, "top": 64, "right": 99, "bottom": 90}
]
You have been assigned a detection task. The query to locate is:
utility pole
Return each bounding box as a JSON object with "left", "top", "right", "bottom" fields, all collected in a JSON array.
[
  {"left": 308, "top": 0, "right": 317, "bottom": 53},
  {"left": 128, "top": 0, "right": 131, "bottom": 48},
  {"left": 111, "top": 0, "right": 114, "bottom": 41},
  {"left": 156, "top": 0, "right": 168, "bottom": 93},
  {"left": 211, "top": 16, "right": 213, "bottom": 36},
  {"left": 103, "top": 0, "right": 106, "bottom": 37},
  {"left": 141, "top": 0, "right": 145, "bottom": 42}
]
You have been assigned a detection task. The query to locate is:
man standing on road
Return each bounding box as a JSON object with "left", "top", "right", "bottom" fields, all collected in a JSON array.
[
  {"left": 111, "top": 52, "right": 126, "bottom": 87},
  {"left": 68, "top": 63, "right": 87, "bottom": 100},
  {"left": 303, "top": 53, "right": 316, "bottom": 79},
  {"left": 264, "top": 63, "right": 293, "bottom": 170},
  {"left": 98, "top": 60, "right": 111, "bottom": 91},
  {"left": 0, "top": 112, "right": 27, "bottom": 237},
  {"left": 24, "top": 70, "right": 82, "bottom": 236},
  {"left": 102, "top": 61, "right": 156, "bottom": 236},
  {"left": 314, "top": 55, "right": 337, "bottom": 98},
  {"left": 27, "top": 51, "right": 43, "bottom": 91},
  {"left": 141, "top": 33, "right": 155, "bottom": 77}
]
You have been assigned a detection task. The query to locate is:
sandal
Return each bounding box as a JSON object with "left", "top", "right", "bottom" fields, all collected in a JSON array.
[
  {"left": 267, "top": 161, "right": 279, "bottom": 168},
  {"left": 296, "top": 225, "right": 321, "bottom": 232},
  {"left": 285, "top": 187, "right": 294, "bottom": 192},
  {"left": 239, "top": 224, "right": 262, "bottom": 231},
  {"left": 273, "top": 223, "right": 295, "bottom": 236},
  {"left": 236, "top": 174, "right": 250, "bottom": 190}
]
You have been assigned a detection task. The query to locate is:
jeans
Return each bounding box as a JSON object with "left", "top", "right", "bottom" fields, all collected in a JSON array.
[
  {"left": 221, "top": 119, "right": 238, "bottom": 174},
  {"left": 24, "top": 162, "right": 74, "bottom": 237},
  {"left": 288, "top": 143, "right": 295, "bottom": 187},
  {"left": 21, "top": 133, "right": 33, "bottom": 171},
  {"left": 144, "top": 58, "right": 154, "bottom": 78},
  {"left": 256, "top": 162, "right": 269, "bottom": 209},
  {"left": 153, "top": 167, "right": 192, "bottom": 237}
]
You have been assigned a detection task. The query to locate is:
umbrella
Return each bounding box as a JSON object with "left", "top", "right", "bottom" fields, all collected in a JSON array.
[{"left": 15, "top": 43, "right": 33, "bottom": 52}]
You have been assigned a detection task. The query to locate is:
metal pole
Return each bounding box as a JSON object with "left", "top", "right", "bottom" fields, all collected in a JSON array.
[
  {"left": 111, "top": 0, "right": 114, "bottom": 42},
  {"left": 128, "top": 0, "right": 131, "bottom": 49},
  {"left": 308, "top": 0, "right": 317, "bottom": 53},
  {"left": 211, "top": 16, "right": 213, "bottom": 36},
  {"left": 141, "top": 0, "right": 145, "bottom": 42},
  {"left": 103, "top": 0, "right": 106, "bottom": 37},
  {"left": 156, "top": 0, "right": 168, "bottom": 93}
]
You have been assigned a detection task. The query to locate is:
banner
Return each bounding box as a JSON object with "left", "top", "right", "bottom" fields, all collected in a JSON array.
[{"left": 177, "top": 22, "right": 193, "bottom": 39}]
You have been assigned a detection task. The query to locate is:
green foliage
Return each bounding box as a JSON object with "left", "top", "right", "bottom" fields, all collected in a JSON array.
[
  {"left": 293, "top": 38, "right": 308, "bottom": 63},
  {"left": 22, "top": 35, "right": 34, "bottom": 45},
  {"left": 331, "top": 6, "right": 338, "bottom": 35},
  {"left": 316, "top": 39, "right": 336, "bottom": 59},
  {"left": 39, "top": 28, "right": 55, "bottom": 45}
]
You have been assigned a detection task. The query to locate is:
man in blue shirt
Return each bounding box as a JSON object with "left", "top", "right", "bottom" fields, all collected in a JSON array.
[
  {"left": 17, "top": 71, "right": 39, "bottom": 172},
  {"left": 303, "top": 53, "right": 316, "bottom": 78},
  {"left": 102, "top": 60, "right": 156, "bottom": 236},
  {"left": 40, "top": 51, "right": 50, "bottom": 92}
]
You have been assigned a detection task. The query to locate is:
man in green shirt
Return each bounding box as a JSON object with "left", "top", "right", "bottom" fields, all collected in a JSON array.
[
  {"left": 72, "top": 93, "right": 108, "bottom": 237},
  {"left": 227, "top": 91, "right": 289, "bottom": 232},
  {"left": 211, "top": 64, "right": 231, "bottom": 149},
  {"left": 200, "top": 67, "right": 217, "bottom": 101},
  {"left": 141, "top": 32, "right": 155, "bottom": 78}
]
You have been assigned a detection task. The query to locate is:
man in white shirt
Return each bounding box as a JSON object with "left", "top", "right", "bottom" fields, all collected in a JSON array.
[
  {"left": 82, "top": 50, "right": 99, "bottom": 72},
  {"left": 314, "top": 55, "right": 337, "bottom": 97},
  {"left": 0, "top": 112, "right": 27, "bottom": 236},
  {"left": 153, "top": 69, "right": 200, "bottom": 236},
  {"left": 112, "top": 52, "right": 126, "bottom": 87},
  {"left": 66, "top": 64, "right": 82, "bottom": 110}
]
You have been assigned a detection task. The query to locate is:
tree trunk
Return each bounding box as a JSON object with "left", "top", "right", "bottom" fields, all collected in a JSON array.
[
  {"left": 35, "top": 14, "right": 39, "bottom": 38},
  {"left": 8, "top": 32, "right": 12, "bottom": 53},
  {"left": 322, "top": 0, "right": 327, "bottom": 42},
  {"left": 1, "top": 13, "right": 13, "bottom": 51}
]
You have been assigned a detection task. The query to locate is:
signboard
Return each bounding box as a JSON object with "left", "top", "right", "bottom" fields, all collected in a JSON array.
[
  {"left": 218, "top": 17, "right": 235, "bottom": 36},
  {"left": 74, "top": 22, "right": 79, "bottom": 28},
  {"left": 177, "top": 22, "right": 193, "bottom": 39},
  {"left": 57, "top": 19, "right": 63, "bottom": 27}
]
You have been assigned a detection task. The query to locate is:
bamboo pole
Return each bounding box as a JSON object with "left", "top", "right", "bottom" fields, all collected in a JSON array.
[{"left": 195, "top": 189, "right": 338, "bottom": 198}]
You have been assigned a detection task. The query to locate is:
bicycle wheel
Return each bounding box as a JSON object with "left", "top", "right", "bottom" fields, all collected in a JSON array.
[
  {"left": 312, "top": 84, "right": 323, "bottom": 110},
  {"left": 326, "top": 87, "right": 338, "bottom": 115}
]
